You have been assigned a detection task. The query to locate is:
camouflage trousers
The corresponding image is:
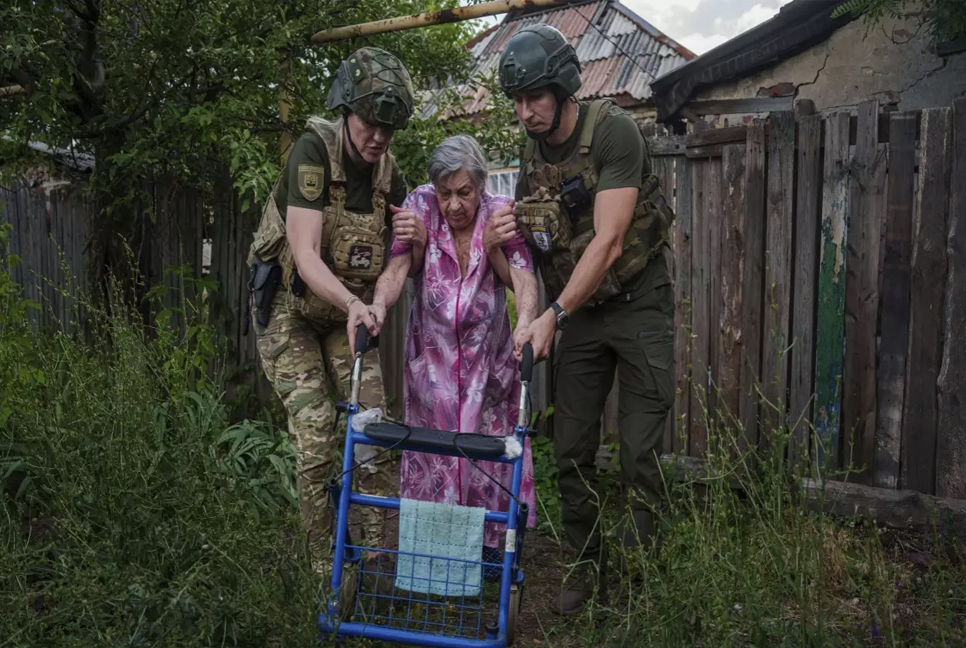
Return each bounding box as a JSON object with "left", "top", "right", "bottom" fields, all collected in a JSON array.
[{"left": 254, "top": 293, "right": 397, "bottom": 577}]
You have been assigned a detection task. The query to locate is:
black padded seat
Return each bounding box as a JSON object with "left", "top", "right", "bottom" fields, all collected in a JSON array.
[{"left": 362, "top": 422, "right": 507, "bottom": 460}]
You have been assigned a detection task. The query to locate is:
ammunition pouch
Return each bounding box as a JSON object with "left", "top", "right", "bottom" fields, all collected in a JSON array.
[{"left": 515, "top": 191, "right": 572, "bottom": 256}]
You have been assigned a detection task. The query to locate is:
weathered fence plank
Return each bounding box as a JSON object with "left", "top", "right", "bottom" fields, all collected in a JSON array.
[
  {"left": 707, "top": 157, "right": 723, "bottom": 429},
  {"left": 814, "top": 112, "right": 851, "bottom": 470},
  {"left": 689, "top": 160, "right": 710, "bottom": 457},
  {"left": 672, "top": 156, "right": 692, "bottom": 453},
  {"left": 653, "top": 155, "right": 676, "bottom": 453},
  {"left": 936, "top": 98, "right": 966, "bottom": 498},
  {"left": 717, "top": 143, "right": 745, "bottom": 428},
  {"left": 843, "top": 100, "right": 886, "bottom": 484},
  {"left": 762, "top": 111, "right": 795, "bottom": 447},
  {"left": 902, "top": 107, "right": 951, "bottom": 495},
  {"left": 874, "top": 112, "right": 917, "bottom": 489},
  {"left": 739, "top": 120, "right": 766, "bottom": 450},
  {"left": 789, "top": 114, "right": 822, "bottom": 468}
]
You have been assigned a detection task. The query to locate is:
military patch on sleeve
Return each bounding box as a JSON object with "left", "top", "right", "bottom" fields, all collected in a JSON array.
[{"left": 297, "top": 165, "right": 325, "bottom": 202}]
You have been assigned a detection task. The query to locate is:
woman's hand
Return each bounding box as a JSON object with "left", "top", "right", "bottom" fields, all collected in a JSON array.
[
  {"left": 513, "top": 323, "right": 533, "bottom": 362},
  {"left": 368, "top": 300, "right": 387, "bottom": 336},
  {"left": 483, "top": 202, "right": 518, "bottom": 254},
  {"left": 390, "top": 204, "right": 426, "bottom": 249}
]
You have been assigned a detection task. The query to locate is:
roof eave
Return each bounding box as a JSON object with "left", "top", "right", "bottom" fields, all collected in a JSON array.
[{"left": 651, "top": 0, "right": 855, "bottom": 123}]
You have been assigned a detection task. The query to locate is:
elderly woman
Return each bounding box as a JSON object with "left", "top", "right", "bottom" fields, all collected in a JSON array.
[{"left": 369, "top": 135, "right": 538, "bottom": 553}]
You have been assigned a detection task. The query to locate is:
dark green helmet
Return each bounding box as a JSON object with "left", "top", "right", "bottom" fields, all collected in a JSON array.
[
  {"left": 326, "top": 47, "right": 415, "bottom": 130},
  {"left": 498, "top": 25, "right": 582, "bottom": 98}
]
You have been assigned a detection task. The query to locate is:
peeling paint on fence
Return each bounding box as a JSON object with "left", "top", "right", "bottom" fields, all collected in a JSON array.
[{"left": 813, "top": 112, "right": 851, "bottom": 470}]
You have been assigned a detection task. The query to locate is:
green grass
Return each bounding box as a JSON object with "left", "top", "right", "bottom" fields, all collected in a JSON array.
[
  {"left": 3, "top": 225, "right": 965, "bottom": 647},
  {"left": 1, "top": 225, "right": 323, "bottom": 647},
  {"left": 532, "top": 370, "right": 966, "bottom": 647}
]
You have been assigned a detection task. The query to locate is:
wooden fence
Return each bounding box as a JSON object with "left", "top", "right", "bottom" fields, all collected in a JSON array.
[
  {"left": 649, "top": 98, "right": 965, "bottom": 496},
  {"left": 3, "top": 98, "right": 964, "bottom": 499},
  {"left": 0, "top": 167, "right": 415, "bottom": 417}
]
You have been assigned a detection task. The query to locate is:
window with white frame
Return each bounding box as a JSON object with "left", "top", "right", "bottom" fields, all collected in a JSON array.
[{"left": 486, "top": 170, "right": 519, "bottom": 198}]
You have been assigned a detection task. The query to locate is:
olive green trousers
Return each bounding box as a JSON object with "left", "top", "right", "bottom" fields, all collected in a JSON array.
[{"left": 551, "top": 279, "right": 674, "bottom": 561}]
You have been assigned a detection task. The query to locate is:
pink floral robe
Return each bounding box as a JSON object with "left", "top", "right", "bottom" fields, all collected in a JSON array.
[{"left": 390, "top": 184, "right": 537, "bottom": 547}]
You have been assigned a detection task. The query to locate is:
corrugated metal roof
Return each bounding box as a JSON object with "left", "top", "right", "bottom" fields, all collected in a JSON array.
[{"left": 422, "top": 0, "right": 694, "bottom": 119}]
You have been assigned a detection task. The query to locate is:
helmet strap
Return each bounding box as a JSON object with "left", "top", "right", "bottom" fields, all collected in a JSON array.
[
  {"left": 342, "top": 109, "right": 371, "bottom": 168},
  {"left": 525, "top": 87, "right": 568, "bottom": 142}
]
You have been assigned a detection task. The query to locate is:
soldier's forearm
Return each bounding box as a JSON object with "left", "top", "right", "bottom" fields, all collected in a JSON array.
[
  {"left": 556, "top": 186, "right": 636, "bottom": 314},
  {"left": 555, "top": 234, "right": 623, "bottom": 314}
]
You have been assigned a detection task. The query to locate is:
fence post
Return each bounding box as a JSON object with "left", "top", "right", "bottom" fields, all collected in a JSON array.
[
  {"left": 936, "top": 98, "right": 966, "bottom": 498},
  {"left": 902, "top": 107, "right": 952, "bottom": 495}
]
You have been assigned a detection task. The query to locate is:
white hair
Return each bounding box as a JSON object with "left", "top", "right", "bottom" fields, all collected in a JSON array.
[{"left": 426, "top": 135, "right": 488, "bottom": 189}]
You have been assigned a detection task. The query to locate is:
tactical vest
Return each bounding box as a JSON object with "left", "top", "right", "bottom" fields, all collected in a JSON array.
[
  {"left": 248, "top": 116, "right": 392, "bottom": 324},
  {"left": 515, "top": 99, "right": 675, "bottom": 304}
]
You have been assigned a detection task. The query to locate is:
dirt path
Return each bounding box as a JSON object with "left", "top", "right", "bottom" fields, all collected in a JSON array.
[{"left": 514, "top": 531, "right": 578, "bottom": 648}]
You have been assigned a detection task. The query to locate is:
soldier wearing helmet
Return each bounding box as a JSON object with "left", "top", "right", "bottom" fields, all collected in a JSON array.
[
  {"left": 488, "top": 24, "right": 676, "bottom": 616},
  {"left": 246, "top": 47, "right": 414, "bottom": 590}
]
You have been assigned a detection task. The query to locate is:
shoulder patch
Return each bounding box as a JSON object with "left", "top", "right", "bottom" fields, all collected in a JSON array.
[{"left": 298, "top": 164, "right": 325, "bottom": 202}]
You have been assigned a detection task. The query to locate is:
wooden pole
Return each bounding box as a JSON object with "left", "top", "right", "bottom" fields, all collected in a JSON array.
[
  {"left": 0, "top": 85, "right": 25, "bottom": 98},
  {"left": 310, "top": 0, "right": 569, "bottom": 44}
]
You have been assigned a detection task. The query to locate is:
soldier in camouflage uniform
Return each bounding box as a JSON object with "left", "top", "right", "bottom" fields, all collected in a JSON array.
[
  {"left": 496, "top": 25, "right": 676, "bottom": 615},
  {"left": 247, "top": 47, "right": 414, "bottom": 581}
]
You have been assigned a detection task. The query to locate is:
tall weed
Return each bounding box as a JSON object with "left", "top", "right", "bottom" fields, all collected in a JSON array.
[
  {"left": 535, "top": 328, "right": 966, "bottom": 648},
  {"left": 0, "top": 226, "right": 320, "bottom": 647}
]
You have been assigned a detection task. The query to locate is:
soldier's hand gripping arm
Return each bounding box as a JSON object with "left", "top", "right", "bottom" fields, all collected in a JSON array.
[
  {"left": 389, "top": 204, "right": 426, "bottom": 277},
  {"left": 483, "top": 202, "right": 518, "bottom": 287},
  {"left": 526, "top": 186, "right": 638, "bottom": 360}
]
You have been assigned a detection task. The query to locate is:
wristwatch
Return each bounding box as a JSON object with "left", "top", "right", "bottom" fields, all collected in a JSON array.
[{"left": 550, "top": 301, "right": 569, "bottom": 330}]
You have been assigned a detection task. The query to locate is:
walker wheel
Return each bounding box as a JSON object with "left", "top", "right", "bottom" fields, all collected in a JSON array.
[{"left": 508, "top": 583, "right": 523, "bottom": 646}]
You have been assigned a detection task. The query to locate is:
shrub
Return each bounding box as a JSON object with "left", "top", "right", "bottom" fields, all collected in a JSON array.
[{"left": 0, "top": 227, "right": 321, "bottom": 647}]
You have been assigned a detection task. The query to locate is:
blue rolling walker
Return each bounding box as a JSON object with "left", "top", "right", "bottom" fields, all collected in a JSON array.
[{"left": 318, "top": 326, "right": 535, "bottom": 647}]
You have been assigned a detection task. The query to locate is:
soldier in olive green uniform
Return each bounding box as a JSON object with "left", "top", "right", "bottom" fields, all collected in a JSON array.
[
  {"left": 495, "top": 25, "right": 676, "bottom": 615},
  {"left": 247, "top": 47, "right": 413, "bottom": 581}
]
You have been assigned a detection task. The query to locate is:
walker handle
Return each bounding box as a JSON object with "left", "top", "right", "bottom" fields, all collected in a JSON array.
[
  {"left": 354, "top": 324, "right": 371, "bottom": 356},
  {"left": 520, "top": 343, "right": 534, "bottom": 383}
]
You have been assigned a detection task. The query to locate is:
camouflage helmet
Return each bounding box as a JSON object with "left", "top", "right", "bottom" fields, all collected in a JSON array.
[
  {"left": 498, "top": 25, "right": 582, "bottom": 98},
  {"left": 326, "top": 47, "right": 415, "bottom": 130}
]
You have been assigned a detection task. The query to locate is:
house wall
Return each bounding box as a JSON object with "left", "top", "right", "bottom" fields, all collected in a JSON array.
[{"left": 693, "top": 13, "right": 966, "bottom": 114}]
